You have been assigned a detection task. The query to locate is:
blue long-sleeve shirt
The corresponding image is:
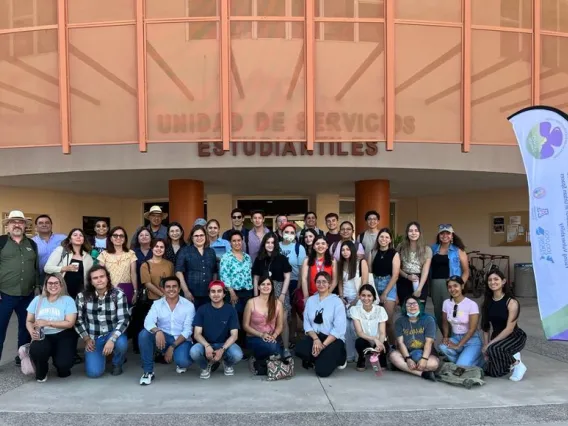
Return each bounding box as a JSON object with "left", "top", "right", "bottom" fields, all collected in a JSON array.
[{"left": 303, "top": 293, "right": 347, "bottom": 341}]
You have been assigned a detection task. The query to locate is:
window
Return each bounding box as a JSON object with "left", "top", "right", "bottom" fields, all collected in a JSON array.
[
  {"left": 7, "top": 0, "right": 57, "bottom": 57},
  {"left": 542, "top": 0, "right": 568, "bottom": 34},
  {"left": 499, "top": 0, "right": 531, "bottom": 62},
  {"left": 186, "top": 0, "right": 218, "bottom": 40},
  {"left": 316, "top": 0, "right": 384, "bottom": 42}
]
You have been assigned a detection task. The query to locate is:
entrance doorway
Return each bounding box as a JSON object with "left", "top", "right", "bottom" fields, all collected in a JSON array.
[{"left": 237, "top": 198, "right": 309, "bottom": 231}]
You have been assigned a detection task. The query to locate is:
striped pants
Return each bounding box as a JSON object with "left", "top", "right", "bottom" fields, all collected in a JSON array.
[{"left": 484, "top": 328, "right": 527, "bottom": 377}]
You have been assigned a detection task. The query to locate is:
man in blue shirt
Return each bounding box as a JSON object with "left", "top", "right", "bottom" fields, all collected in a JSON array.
[
  {"left": 190, "top": 280, "right": 243, "bottom": 379},
  {"left": 31, "top": 215, "right": 66, "bottom": 285},
  {"left": 138, "top": 276, "right": 195, "bottom": 385}
]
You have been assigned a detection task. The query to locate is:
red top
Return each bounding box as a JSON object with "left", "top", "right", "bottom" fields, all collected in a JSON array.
[{"left": 308, "top": 258, "right": 333, "bottom": 295}]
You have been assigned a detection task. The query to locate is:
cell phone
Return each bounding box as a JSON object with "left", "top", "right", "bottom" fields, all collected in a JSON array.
[
  {"left": 37, "top": 327, "right": 45, "bottom": 341},
  {"left": 453, "top": 367, "right": 466, "bottom": 377}
]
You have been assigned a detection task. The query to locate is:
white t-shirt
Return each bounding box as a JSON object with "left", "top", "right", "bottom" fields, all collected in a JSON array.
[
  {"left": 349, "top": 304, "right": 388, "bottom": 337},
  {"left": 442, "top": 297, "right": 479, "bottom": 335}
]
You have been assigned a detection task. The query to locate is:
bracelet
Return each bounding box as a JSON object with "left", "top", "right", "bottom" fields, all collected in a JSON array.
[
  {"left": 404, "top": 356, "right": 411, "bottom": 361},
  {"left": 421, "top": 357, "right": 428, "bottom": 360}
]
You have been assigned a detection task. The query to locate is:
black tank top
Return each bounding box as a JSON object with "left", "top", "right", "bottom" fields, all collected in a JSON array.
[
  {"left": 488, "top": 296, "right": 516, "bottom": 339},
  {"left": 372, "top": 248, "right": 396, "bottom": 277},
  {"left": 431, "top": 254, "right": 450, "bottom": 279}
]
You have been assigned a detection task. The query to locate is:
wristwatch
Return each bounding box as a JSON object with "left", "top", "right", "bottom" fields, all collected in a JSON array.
[{"left": 110, "top": 335, "right": 117, "bottom": 343}]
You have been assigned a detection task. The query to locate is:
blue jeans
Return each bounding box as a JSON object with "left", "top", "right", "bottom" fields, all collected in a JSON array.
[
  {"left": 246, "top": 336, "right": 282, "bottom": 360},
  {"left": 439, "top": 332, "right": 484, "bottom": 367},
  {"left": 190, "top": 342, "right": 243, "bottom": 369},
  {"left": 374, "top": 276, "right": 397, "bottom": 302},
  {"left": 0, "top": 291, "right": 34, "bottom": 359},
  {"left": 84, "top": 333, "right": 128, "bottom": 378},
  {"left": 138, "top": 329, "right": 192, "bottom": 373}
]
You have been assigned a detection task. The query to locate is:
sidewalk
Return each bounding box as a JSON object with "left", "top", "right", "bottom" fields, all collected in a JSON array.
[{"left": 0, "top": 298, "right": 567, "bottom": 426}]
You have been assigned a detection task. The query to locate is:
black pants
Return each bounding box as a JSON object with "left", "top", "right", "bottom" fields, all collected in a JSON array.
[
  {"left": 29, "top": 328, "right": 76, "bottom": 380},
  {"left": 355, "top": 338, "right": 388, "bottom": 368},
  {"left": 129, "top": 300, "right": 154, "bottom": 351},
  {"left": 295, "top": 333, "right": 346, "bottom": 378},
  {"left": 397, "top": 275, "right": 428, "bottom": 306}
]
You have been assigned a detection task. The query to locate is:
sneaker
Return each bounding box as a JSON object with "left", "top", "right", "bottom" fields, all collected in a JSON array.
[
  {"left": 36, "top": 376, "right": 48, "bottom": 383},
  {"left": 302, "top": 360, "right": 313, "bottom": 370},
  {"left": 223, "top": 362, "right": 235, "bottom": 376},
  {"left": 512, "top": 352, "right": 521, "bottom": 362},
  {"left": 139, "top": 372, "right": 154, "bottom": 385},
  {"left": 15, "top": 356, "right": 21, "bottom": 366},
  {"left": 510, "top": 361, "right": 527, "bottom": 382},
  {"left": 282, "top": 349, "right": 292, "bottom": 359},
  {"left": 338, "top": 360, "right": 348, "bottom": 370},
  {"left": 111, "top": 365, "right": 123, "bottom": 376},
  {"left": 421, "top": 371, "right": 436, "bottom": 382},
  {"left": 200, "top": 364, "right": 212, "bottom": 380},
  {"left": 176, "top": 366, "right": 187, "bottom": 374}
]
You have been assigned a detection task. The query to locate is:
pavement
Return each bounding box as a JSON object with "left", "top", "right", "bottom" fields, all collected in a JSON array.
[{"left": 0, "top": 297, "right": 567, "bottom": 426}]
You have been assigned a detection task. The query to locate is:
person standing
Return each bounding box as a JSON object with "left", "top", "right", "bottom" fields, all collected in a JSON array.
[
  {"left": 298, "top": 212, "right": 325, "bottom": 241},
  {"left": 324, "top": 213, "right": 341, "bottom": 246},
  {"left": 247, "top": 210, "right": 270, "bottom": 263},
  {"left": 190, "top": 280, "right": 243, "bottom": 379},
  {"left": 32, "top": 214, "right": 66, "bottom": 285},
  {"left": 75, "top": 265, "right": 130, "bottom": 378},
  {"left": 221, "top": 208, "right": 250, "bottom": 243},
  {"left": 164, "top": 222, "right": 186, "bottom": 265},
  {"left": 357, "top": 210, "right": 381, "bottom": 259},
  {"left": 130, "top": 205, "right": 168, "bottom": 247},
  {"left": 206, "top": 219, "right": 231, "bottom": 264},
  {"left": 88, "top": 219, "right": 109, "bottom": 260},
  {"left": 0, "top": 210, "right": 40, "bottom": 365},
  {"left": 138, "top": 276, "right": 195, "bottom": 385}
]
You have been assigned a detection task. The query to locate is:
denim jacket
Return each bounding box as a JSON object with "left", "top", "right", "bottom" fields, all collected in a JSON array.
[{"left": 431, "top": 243, "right": 462, "bottom": 278}]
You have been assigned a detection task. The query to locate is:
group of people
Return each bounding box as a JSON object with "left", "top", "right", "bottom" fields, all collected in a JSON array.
[{"left": 0, "top": 206, "right": 527, "bottom": 385}]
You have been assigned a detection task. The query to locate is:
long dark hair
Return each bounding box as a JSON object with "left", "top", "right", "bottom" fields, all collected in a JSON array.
[
  {"left": 337, "top": 241, "right": 358, "bottom": 286},
  {"left": 257, "top": 275, "right": 278, "bottom": 324},
  {"left": 481, "top": 268, "right": 519, "bottom": 332},
  {"left": 301, "top": 228, "right": 318, "bottom": 255},
  {"left": 398, "top": 221, "right": 427, "bottom": 265},
  {"left": 257, "top": 232, "right": 281, "bottom": 261},
  {"left": 167, "top": 222, "right": 186, "bottom": 248},
  {"left": 62, "top": 228, "right": 92, "bottom": 255},
  {"left": 372, "top": 227, "right": 394, "bottom": 251},
  {"left": 106, "top": 226, "right": 129, "bottom": 254},
  {"left": 436, "top": 232, "right": 466, "bottom": 250},
  {"left": 83, "top": 265, "right": 113, "bottom": 302},
  {"left": 307, "top": 235, "right": 333, "bottom": 267}
]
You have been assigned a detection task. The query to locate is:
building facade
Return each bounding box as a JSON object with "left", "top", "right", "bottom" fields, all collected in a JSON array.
[{"left": 1, "top": 0, "right": 567, "bottom": 270}]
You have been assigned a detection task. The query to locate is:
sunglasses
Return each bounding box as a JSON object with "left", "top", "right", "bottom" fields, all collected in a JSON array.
[
  {"left": 438, "top": 224, "right": 452, "bottom": 230},
  {"left": 232, "top": 215, "right": 242, "bottom": 219},
  {"left": 453, "top": 304, "right": 458, "bottom": 318},
  {"left": 112, "top": 234, "right": 125, "bottom": 239}
]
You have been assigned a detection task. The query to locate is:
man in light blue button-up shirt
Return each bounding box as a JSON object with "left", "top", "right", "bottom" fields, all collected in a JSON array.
[{"left": 138, "top": 276, "right": 195, "bottom": 385}]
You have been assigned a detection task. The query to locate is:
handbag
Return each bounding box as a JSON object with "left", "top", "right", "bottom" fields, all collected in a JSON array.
[
  {"left": 19, "top": 296, "right": 43, "bottom": 376},
  {"left": 267, "top": 355, "right": 295, "bottom": 381}
]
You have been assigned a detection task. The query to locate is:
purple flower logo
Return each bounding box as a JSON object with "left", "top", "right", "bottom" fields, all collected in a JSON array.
[{"left": 526, "top": 120, "right": 566, "bottom": 159}]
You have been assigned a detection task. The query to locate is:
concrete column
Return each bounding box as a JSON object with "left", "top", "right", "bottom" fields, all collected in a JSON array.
[
  {"left": 206, "top": 194, "right": 234, "bottom": 232},
  {"left": 168, "top": 179, "right": 204, "bottom": 233},
  {"left": 355, "top": 180, "right": 390, "bottom": 233},
  {"left": 315, "top": 194, "right": 340, "bottom": 228}
]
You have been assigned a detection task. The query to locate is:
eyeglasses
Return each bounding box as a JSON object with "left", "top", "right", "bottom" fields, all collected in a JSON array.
[
  {"left": 46, "top": 281, "right": 61, "bottom": 286},
  {"left": 112, "top": 234, "right": 125, "bottom": 239},
  {"left": 406, "top": 302, "right": 419, "bottom": 307},
  {"left": 232, "top": 215, "right": 242, "bottom": 219},
  {"left": 315, "top": 280, "right": 328, "bottom": 285},
  {"left": 453, "top": 304, "right": 458, "bottom": 318}
]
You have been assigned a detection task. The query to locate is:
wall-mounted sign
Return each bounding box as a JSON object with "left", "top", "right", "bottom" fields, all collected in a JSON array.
[{"left": 197, "top": 141, "right": 379, "bottom": 157}]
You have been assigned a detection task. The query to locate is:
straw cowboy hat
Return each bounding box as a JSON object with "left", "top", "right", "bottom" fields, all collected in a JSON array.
[
  {"left": 2, "top": 210, "right": 32, "bottom": 225},
  {"left": 143, "top": 205, "right": 168, "bottom": 220}
]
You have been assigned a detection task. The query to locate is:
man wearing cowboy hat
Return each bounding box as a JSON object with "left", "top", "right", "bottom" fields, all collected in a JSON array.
[
  {"left": 0, "top": 210, "right": 40, "bottom": 365},
  {"left": 131, "top": 206, "right": 168, "bottom": 247}
]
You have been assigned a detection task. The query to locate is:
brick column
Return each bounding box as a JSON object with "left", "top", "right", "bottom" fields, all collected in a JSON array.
[
  {"left": 355, "top": 180, "right": 390, "bottom": 233},
  {"left": 168, "top": 179, "right": 204, "bottom": 233}
]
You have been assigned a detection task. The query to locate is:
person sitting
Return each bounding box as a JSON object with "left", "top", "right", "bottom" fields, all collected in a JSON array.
[
  {"left": 25, "top": 274, "right": 77, "bottom": 382},
  {"left": 243, "top": 276, "right": 284, "bottom": 361},
  {"left": 138, "top": 276, "right": 195, "bottom": 385},
  {"left": 438, "top": 276, "right": 483, "bottom": 367},
  {"left": 389, "top": 296, "right": 439, "bottom": 381},
  {"left": 350, "top": 284, "right": 388, "bottom": 371},
  {"left": 295, "top": 271, "right": 347, "bottom": 378},
  {"left": 75, "top": 265, "right": 130, "bottom": 378},
  {"left": 190, "top": 280, "right": 243, "bottom": 379}
]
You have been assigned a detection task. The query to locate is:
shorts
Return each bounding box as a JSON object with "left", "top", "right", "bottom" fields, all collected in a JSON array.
[{"left": 374, "top": 275, "right": 397, "bottom": 302}]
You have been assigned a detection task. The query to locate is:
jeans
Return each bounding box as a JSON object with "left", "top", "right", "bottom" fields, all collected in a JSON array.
[
  {"left": 246, "top": 336, "right": 282, "bottom": 360},
  {"left": 190, "top": 342, "right": 243, "bottom": 369},
  {"left": 29, "top": 328, "right": 76, "bottom": 380},
  {"left": 84, "top": 333, "right": 128, "bottom": 378},
  {"left": 438, "top": 332, "right": 484, "bottom": 367},
  {"left": 0, "top": 291, "right": 34, "bottom": 359},
  {"left": 138, "top": 329, "right": 192, "bottom": 373}
]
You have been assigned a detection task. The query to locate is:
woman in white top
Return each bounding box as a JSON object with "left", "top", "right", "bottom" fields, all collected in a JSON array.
[{"left": 350, "top": 284, "right": 388, "bottom": 371}]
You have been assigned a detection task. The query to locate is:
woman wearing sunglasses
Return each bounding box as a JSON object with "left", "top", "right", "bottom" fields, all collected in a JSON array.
[
  {"left": 430, "top": 224, "right": 469, "bottom": 331},
  {"left": 438, "top": 276, "right": 483, "bottom": 367}
]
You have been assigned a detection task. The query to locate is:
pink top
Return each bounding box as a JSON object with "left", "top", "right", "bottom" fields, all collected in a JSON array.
[
  {"left": 443, "top": 297, "right": 480, "bottom": 335},
  {"left": 249, "top": 299, "right": 278, "bottom": 334}
]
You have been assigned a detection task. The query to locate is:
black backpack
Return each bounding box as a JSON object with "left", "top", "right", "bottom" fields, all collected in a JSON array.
[{"left": 0, "top": 235, "right": 39, "bottom": 260}]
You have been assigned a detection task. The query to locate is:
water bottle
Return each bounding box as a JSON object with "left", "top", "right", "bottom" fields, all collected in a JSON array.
[{"left": 370, "top": 353, "right": 382, "bottom": 376}]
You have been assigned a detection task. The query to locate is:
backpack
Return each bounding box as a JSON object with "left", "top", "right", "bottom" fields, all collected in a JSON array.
[
  {"left": 436, "top": 362, "right": 485, "bottom": 389},
  {"left": 0, "top": 235, "right": 39, "bottom": 259},
  {"left": 359, "top": 232, "right": 365, "bottom": 243}
]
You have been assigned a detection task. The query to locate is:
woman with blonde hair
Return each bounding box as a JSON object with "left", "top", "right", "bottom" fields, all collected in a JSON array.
[
  {"left": 397, "top": 222, "right": 432, "bottom": 306},
  {"left": 25, "top": 274, "right": 78, "bottom": 382}
]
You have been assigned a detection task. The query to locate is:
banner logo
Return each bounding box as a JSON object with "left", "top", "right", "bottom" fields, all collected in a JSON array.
[
  {"left": 532, "top": 187, "right": 546, "bottom": 199},
  {"left": 526, "top": 120, "right": 566, "bottom": 160}
]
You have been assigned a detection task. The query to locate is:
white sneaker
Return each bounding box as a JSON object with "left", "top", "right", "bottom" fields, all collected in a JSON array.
[
  {"left": 140, "top": 372, "right": 154, "bottom": 385},
  {"left": 176, "top": 366, "right": 187, "bottom": 374},
  {"left": 223, "top": 362, "right": 235, "bottom": 376},
  {"left": 338, "top": 360, "right": 348, "bottom": 370},
  {"left": 512, "top": 352, "right": 521, "bottom": 362},
  {"left": 37, "top": 376, "right": 48, "bottom": 383},
  {"left": 510, "top": 361, "right": 527, "bottom": 382},
  {"left": 200, "top": 364, "right": 212, "bottom": 379}
]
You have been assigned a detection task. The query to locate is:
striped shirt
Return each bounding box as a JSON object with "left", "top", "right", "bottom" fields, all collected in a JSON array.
[{"left": 74, "top": 288, "right": 130, "bottom": 340}]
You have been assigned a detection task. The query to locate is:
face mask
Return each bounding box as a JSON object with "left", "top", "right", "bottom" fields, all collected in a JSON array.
[
  {"left": 407, "top": 311, "right": 420, "bottom": 318},
  {"left": 283, "top": 234, "right": 295, "bottom": 243}
]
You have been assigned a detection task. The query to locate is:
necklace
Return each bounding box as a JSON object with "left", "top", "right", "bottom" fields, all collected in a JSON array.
[
  {"left": 315, "top": 257, "right": 324, "bottom": 273},
  {"left": 492, "top": 294, "right": 505, "bottom": 301}
]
